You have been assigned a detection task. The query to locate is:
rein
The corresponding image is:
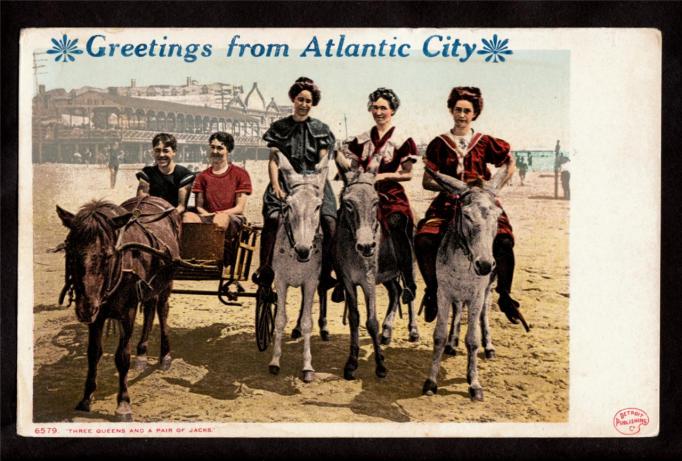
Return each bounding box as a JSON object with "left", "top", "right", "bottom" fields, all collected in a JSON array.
[
  {"left": 451, "top": 188, "right": 497, "bottom": 263},
  {"left": 340, "top": 180, "right": 380, "bottom": 241},
  {"left": 278, "top": 182, "right": 322, "bottom": 252},
  {"left": 59, "top": 198, "right": 177, "bottom": 308}
]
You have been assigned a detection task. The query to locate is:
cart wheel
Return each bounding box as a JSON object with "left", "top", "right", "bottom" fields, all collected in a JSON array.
[{"left": 255, "top": 285, "right": 276, "bottom": 352}]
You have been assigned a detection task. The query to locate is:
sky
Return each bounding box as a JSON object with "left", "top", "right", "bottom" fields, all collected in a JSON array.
[{"left": 31, "top": 29, "right": 570, "bottom": 149}]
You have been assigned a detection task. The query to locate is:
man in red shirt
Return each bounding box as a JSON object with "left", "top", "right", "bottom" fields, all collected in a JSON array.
[{"left": 183, "top": 132, "right": 252, "bottom": 259}]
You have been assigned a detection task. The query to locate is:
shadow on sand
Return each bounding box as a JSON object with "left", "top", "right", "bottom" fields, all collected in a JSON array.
[{"left": 34, "top": 320, "right": 463, "bottom": 423}]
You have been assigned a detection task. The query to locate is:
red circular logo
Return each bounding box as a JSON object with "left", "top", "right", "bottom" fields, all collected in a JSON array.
[{"left": 613, "top": 408, "right": 650, "bottom": 435}]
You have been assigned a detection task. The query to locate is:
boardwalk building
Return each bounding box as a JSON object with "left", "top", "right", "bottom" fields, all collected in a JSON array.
[{"left": 32, "top": 80, "right": 291, "bottom": 163}]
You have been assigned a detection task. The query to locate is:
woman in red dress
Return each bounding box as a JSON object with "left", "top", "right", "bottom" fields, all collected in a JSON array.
[
  {"left": 340, "top": 87, "right": 419, "bottom": 302},
  {"left": 414, "top": 86, "right": 521, "bottom": 324}
]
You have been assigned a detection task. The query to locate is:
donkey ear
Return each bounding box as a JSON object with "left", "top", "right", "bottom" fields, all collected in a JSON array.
[
  {"left": 315, "top": 151, "right": 330, "bottom": 174},
  {"left": 487, "top": 164, "right": 508, "bottom": 194},
  {"left": 56, "top": 205, "right": 75, "bottom": 229},
  {"left": 276, "top": 152, "right": 303, "bottom": 185},
  {"left": 366, "top": 153, "right": 381, "bottom": 175},
  {"left": 343, "top": 169, "right": 358, "bottom": 185},
  {"left": 109, "top": 212, "right": 133, "bottom": 230}
]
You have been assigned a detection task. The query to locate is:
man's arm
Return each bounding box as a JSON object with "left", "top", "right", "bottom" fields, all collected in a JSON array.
[
  {"left": 195, "top": 192, "right": 212, "bottom": 216},
  {"left": 175, "top": 184, "right": 191, "bottom": 214},
  {"left": 216, "top": 192, "right": 248, "bottom": 216}
]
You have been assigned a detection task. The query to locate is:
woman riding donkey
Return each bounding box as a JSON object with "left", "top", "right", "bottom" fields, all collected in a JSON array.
[
  {"left": 415, "top": 86, "right": 523, "bottom": 326},
  {"left": 340, "top": 87, "right": 419, "bottom": 304},
  {"left": 253, "top": 77, "right": 339, "bottom": 339}
]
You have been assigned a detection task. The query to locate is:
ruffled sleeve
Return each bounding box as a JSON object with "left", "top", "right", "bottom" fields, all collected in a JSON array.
[
  {"left": 423, "top": 137, "right": 444, "bottom": 172},
  {"left": 262, "top": 117, "right": 294, "bottom": 152},
  {"left": 398, "top": 137, "right": 419, "bottom": 164},
  {"left": 482, "top": 135, "right": 511, "bottom": 167}
]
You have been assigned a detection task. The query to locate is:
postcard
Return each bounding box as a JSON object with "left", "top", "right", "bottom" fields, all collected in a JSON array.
[{"left": 17, "top": 28, "right": 660, "bottom": 437}]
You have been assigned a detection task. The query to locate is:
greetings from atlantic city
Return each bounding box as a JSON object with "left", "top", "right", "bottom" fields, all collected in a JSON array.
[{"left": 48, "top": 32, "right": 514, "bottom": 63}]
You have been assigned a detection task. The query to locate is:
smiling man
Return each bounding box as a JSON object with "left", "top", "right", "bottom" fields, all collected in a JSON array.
[
  {"left": 136, "top": 133, "right": 195, "bottom": 214},
  {"left": 182, "top": 131, "right": 252, "bottom": 232}
]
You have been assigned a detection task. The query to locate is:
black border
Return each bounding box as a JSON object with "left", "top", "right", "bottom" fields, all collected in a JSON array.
[{"left": 2, "top": 1, "right": 681, "bottom": 459}]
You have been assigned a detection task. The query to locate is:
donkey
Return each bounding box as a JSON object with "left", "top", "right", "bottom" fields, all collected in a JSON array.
[
  {"left": 335, "top": 166, "right": 422, "bottom": 379},
  {"left": 421, "top": 169, "right": 504, "bottom": 401},
  {"left": 56, "top": 196, "right": 180, "bottom": 420},
  {"left": 268, "top": 152, "right": 329, "bottom": 383}
]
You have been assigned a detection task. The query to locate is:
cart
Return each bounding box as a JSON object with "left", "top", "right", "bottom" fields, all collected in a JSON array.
[{"left": 172, "top": 222, "right": 277, "bottom": 351}]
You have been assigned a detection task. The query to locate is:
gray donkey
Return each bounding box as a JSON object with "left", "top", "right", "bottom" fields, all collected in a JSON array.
[
  {"left": 269, "top": 152, "right": 329, "bottom": 383},
  {"left": 335, "top": 168, "right": 419, "bottom": 380},
  {"left": 422, "top": 168, "right": 505, "bottom": 401}
]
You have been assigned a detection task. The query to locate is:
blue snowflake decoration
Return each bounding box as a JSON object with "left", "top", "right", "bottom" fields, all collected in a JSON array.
[
  {"left": 46, "top": 34, "right": 83, "bottom": 63},
  {"left": 477, "top": 35, "right": 513, "bottom": 63}
]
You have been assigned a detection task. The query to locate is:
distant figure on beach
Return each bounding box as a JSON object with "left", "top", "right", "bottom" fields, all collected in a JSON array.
[
  {"left": 517, "top": 157, "right": 528, "bottom": 186},
  {"left": 107, "top": 142, "right": 124, "bottom": 188},
  {"left": 414, "top": 86, "right": 523, "bottom": 325},
  {"left": 136, "top": 133, "right": 195, "bottom": 215},
  {"left": 527, "top": 152, "right": 533, "bottom": 171},
  {"left": 558, "top": 154, "right": 570, "bottom": 200}
]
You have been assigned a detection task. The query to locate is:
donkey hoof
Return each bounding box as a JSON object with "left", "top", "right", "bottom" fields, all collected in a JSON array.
[
  {"left": 302, "top": 370, "right": 315, "bottom": 383},
  {"left": 116, "top": 411, "right": 133, "bottom": 422},
  {"left": 380, "top": 335, "right": 391, "bottom": 346},
  {"left": 422, "top": 379, "right": 438, "bottom": 396},
  {"left": 135, "top": 355, "right": 148, "bottom": 371},
  {"left": 469, "top": 387, "right": 484, "bottom": 401},
  {"left": 375, "top": 365, "right": 388, "bottom": 378},
  {"left": 75, "top": 399, "right": 92, "bottom": 412},
  {"left": 485, "top": 349, "right": 497, "bottom": 360},
  {"left": 343, "top": 368, "right": 356, "bottom": 380},
  {"left": 115, "top": 402, "right": 133, "bottom": 421},
  {"left": 408, "top": 331, "right": 420, "bottom": 343},
  {"left": 320, "top": 330, "right": 331, "bottom": 342},
  {"left": 269, "top": 365, "right": 280, "bottom": 375},
  {"left": 291, "top": 328, "right": 302, "bottom": 340},
  {"left": 444, "top": 345, "right": 457, "bottom": 356},
  {"left": 159, "top": 355, "right": 172, "bottom": 371}
]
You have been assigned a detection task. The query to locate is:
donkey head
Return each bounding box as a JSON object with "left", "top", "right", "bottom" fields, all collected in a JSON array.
[
  {"left": 278, "top": 152, "right": 328, "bottom": 262},
  {"left": 56, "top": 202, "right": 130, "bottom": 323},
  {"left": 457, "top": 187, "right": 502, "bottom": 276},
  {"left": 340, "top": 171, "right": 380, "bottom": 258},
  {"left": 425, "top": 167, "right": 502, "bottom": 276}
]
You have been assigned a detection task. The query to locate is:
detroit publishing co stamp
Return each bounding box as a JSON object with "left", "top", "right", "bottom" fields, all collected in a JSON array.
[{"left": 613, "top": 408, "right": 650, "bottom": 436}]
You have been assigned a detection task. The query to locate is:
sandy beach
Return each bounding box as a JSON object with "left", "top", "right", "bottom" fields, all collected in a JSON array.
[{"left": 30, "top": 160, "right": 569, "bottom": 424}]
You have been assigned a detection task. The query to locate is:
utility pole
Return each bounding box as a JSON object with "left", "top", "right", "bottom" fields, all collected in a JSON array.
[{"left": 33, "top": 51, "right": 47, "bottom": 95}]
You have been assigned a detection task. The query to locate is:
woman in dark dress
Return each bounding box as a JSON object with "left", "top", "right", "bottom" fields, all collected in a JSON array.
[
  {"left": 254, "top": 77, "right": 338, "bottom": 290},
  {"left": 414, "top": 86, "right": 521, "bottom": 324},
  {"left": 340, "top": 87, "right": 418, "bottom": 302}
]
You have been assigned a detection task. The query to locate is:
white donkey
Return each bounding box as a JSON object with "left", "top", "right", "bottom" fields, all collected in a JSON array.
[
  {"left": 268, "top": 152, "right": 329, "bottom": 383},
  {"left": 422, "top": 168, "right": 505, "bottom": 401}
]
